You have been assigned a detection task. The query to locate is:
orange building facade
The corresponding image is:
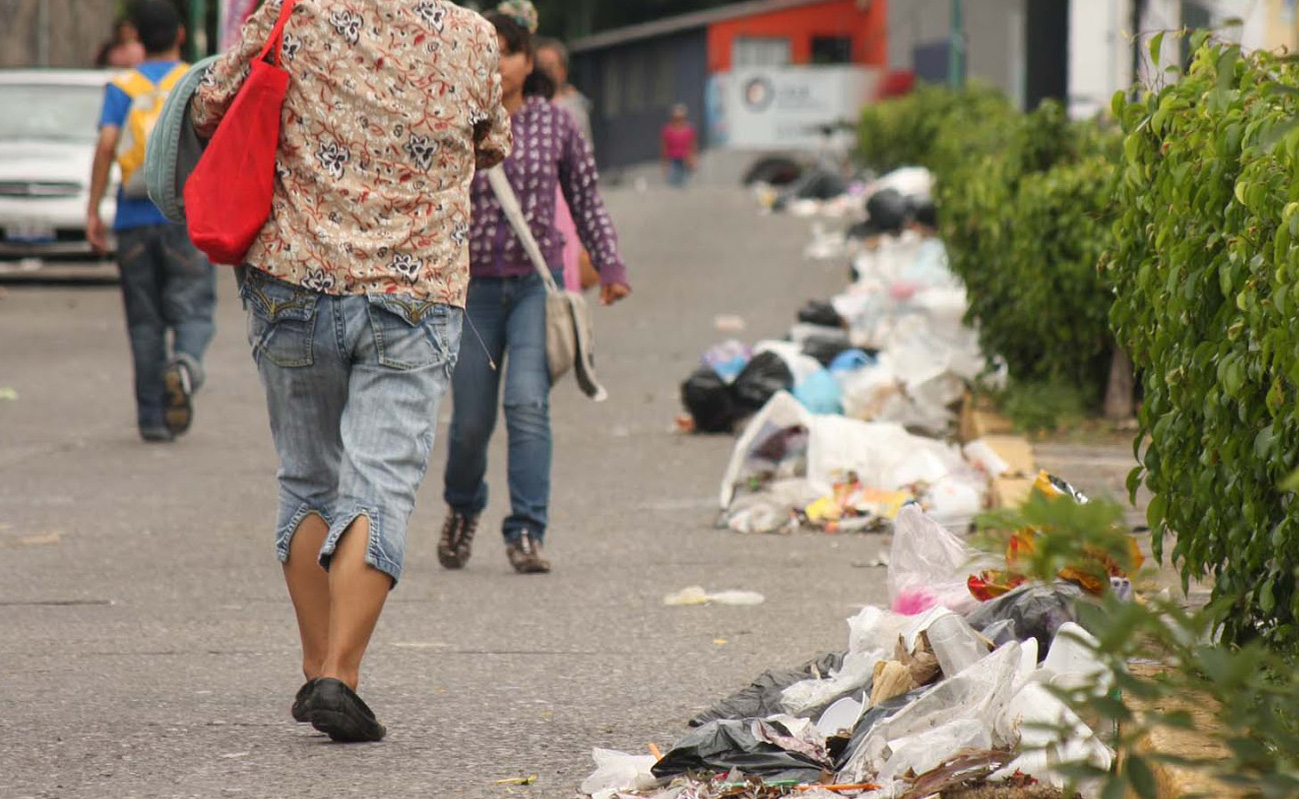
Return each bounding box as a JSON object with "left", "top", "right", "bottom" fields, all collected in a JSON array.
[{"left": 706, "top": 0, "right": 888, "bottom": 73}]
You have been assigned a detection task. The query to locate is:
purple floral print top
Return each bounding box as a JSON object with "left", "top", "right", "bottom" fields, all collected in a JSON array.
[{"left": 469, "top": 96, "right": 628, "bottom": 287}]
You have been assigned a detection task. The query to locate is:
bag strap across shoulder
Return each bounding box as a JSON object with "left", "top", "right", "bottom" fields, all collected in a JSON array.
[
  {"left": 258, "top": 0, "right": 298, "bottom": 66},
  {"left": 486, "top": 166, "right": 561, "bottom": 295}
]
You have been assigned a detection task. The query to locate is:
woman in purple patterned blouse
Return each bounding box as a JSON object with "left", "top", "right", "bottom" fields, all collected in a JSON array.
[{"left": 439, "top": 9, "right": 631, "bottom": 575}]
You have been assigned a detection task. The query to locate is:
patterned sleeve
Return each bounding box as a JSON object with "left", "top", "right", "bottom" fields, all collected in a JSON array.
[
  {"left": 471, "top": 22, "right": 512, "bottom": 170},
  {"left": 190, "top": 0, "right": 282, "bottom": 137},
  {"left": 557, "top": 110, "right": 628, "bottom": 287}
]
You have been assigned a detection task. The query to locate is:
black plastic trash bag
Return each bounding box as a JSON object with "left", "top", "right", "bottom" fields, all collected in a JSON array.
[
  {"left": 964, "top": 582, "right": 1086, "bottom": 661},
  {"left": 652, "top": 719, "right": 828, "bottom": 783},
  {"left": 773, "top": 170, "right": 849, "bottom": 211},
  {"left": 848, "top": 188, "right": 909, "bottom": 239},
  {"left": 689, "top": 652, "right": 845, "bottom": 727},
  {"left": 797, "top": 301, "right": 845, "bottom": 329},
  {"left": 801, "top": 336, "right": 853, "bottom": 367},
  {"left": 731, "top": 352, "right": 795, "bottom": 416},
  {"left": 743, "top": 155, "right": 803, "bottom": 187},
  {"left": 682, "top": 366, "right": 742, "bottom": 433}
]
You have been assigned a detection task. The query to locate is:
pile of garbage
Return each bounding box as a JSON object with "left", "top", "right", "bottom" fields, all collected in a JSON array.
[
  {"left": 581, "top": 490, "right": 1134, "bottom": 799},
  {"left": 681, "top": 167, "right": 1012, "bottom": 537}
]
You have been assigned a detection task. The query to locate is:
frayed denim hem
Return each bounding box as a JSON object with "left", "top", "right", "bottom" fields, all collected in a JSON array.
[{"left": 319, "top": 505, "right": 404, "bottom": 586}]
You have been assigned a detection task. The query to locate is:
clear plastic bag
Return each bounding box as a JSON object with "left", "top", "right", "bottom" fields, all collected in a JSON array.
[
  {"left": 580, "top": 749, "right": 658, "bottom": 799},
  {"left": 887, "top": 505, "right": 981, "bottom": 615}
]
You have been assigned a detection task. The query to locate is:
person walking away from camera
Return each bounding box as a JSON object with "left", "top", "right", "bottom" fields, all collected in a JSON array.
[
  {"left": 661, "top": 104, "right": 697, "bottom": 188},
  {"left": 190, "top": 0, "right": 511, "bottom": 742},
  {"left": 95, "top": 18, "right": 147, "bottom": 69},
  {"left": 87, "top": 1, "right": 215, "bottom": 443},
  {"left": 535, "top": 36, "right": 598, "bottom": 292},
  {"left": 439, "top": 5, "right": 630, "bottom": 576}
]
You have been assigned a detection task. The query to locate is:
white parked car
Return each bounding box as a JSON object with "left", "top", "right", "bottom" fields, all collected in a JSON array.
[{"left": 0, "top": 70, "right": 118, "bottom": 267}]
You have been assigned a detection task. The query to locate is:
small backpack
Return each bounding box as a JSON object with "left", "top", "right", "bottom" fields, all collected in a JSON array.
[{"left": 112, "top": 63, "right": 189, "bottom": 199}]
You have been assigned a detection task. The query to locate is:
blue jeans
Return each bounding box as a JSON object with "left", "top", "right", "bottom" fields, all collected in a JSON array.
[
  {"left": 667, "top": 158, "right": 690, "bottom": 188},
  {"left": 115, "top": 223, "right": 216, "bottom": 429},
  {"left": 443, "top": 273, "right": 553, "bottom": 542},
  {"left": 240, "top": 268, "right": 463, "bottom": 584}
]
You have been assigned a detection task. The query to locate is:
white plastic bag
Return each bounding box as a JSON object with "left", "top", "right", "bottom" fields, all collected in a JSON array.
[
  {"left": 580, "top": 748, "right": 658, "bottom": 799},
  {"left": 781, "top": 649, "right": 881, "bottom": 716},
  {"left": 847, "top": 605, "right": 910, "bottom": 655},
  {"left": 887, "top": 505, "right": 980, "bottom": 615}
]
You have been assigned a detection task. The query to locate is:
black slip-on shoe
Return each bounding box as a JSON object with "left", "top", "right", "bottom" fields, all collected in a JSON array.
[
  {"left": 291, "top": 679, "right": 318, "bottom": 723},
  {"left": 309, "top": 678, "right": 386, "bottom": 743}
]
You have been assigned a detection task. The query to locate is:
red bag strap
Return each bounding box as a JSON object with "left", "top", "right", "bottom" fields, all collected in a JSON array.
[{"left": 257, "top": 0, "right": 298, "bottom": 66}]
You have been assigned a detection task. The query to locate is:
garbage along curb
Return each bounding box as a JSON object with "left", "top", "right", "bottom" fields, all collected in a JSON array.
[
  {"left": 959, "top": 393, "right": 1015, "bottom": 443},
  {"left": 1127, "top": 664, "right": 1247, "bottom": 799}
]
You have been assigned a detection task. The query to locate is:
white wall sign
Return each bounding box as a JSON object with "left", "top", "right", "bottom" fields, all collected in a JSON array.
[{"left": 722, "top": 66, "right": 878, "bottom": 149}]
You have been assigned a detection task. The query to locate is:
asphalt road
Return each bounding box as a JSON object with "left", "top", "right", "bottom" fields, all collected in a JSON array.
[{"left": 0, "top": 187, "right": 919, "bottom": 799}]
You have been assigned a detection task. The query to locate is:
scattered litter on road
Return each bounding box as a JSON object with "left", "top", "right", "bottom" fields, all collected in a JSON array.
[
  {"left": 1, "top": 531, "right": 62, "bottom": 548},
  {"left": 715, "top": 315, "right": 747, "bottom": 332},
  {"left": 496, "top": 774, "right": 539, "bottom": 786},
  {"left": 0, "top": 387, "right": 18, "bottom": 401},
  {"left": 664, "top": 586, "right": 766, "bottom": 607}
]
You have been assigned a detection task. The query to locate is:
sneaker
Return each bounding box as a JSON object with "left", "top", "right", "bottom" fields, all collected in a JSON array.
[
  {"left": 438, "top": 509, "right": 479, "bottom": 569},
  {"left": 162, "top": 360, "right": 194, "bottom": 436},
  {"left": 506, "top": 531, "right": 551, "bottom": 574},
  {"left": 140, "top": 425, "right": 175, "bottom": 444}
]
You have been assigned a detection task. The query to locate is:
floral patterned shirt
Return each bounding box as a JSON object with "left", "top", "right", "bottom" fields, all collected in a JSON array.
[
  {"left": 191, "top": 0, "right": 512, "bottom": 304},
  {"left": 469, "top": 96, "right": 627, "bottom": 287}
]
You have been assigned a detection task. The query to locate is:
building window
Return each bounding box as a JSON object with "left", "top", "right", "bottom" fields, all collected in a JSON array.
[
  {"left": 811, "top": 35, "right": 853, "bottom": 65},
  {"left": 733, "top": 36, "right": 791, "bottom": 68}
]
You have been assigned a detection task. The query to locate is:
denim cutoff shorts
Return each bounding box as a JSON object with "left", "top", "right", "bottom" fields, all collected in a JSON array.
[{"left": 240, "top": 267, "right": 463, "bottom": 584}]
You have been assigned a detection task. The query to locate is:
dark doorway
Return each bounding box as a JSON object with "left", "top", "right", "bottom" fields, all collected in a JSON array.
[{"left": 1024, "top": 0, "right": 1069, "bottom": 109}]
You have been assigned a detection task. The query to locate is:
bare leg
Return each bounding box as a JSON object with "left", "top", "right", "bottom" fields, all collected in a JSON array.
[
  {"left": 282, "top": 513, "right": 331, "bottom": 681},
  {"left": 319, "top": 516, "right": 392, "bottom": 690}
]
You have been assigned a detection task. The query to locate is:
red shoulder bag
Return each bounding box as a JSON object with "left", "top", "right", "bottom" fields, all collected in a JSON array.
[{"left": 185, "top": 0, "right": 297, "bottom": 265}]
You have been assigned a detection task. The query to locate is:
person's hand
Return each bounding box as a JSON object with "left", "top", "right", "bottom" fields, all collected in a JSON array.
[
  {"left": 87, "top": 211, "right": 109, "bottom": 255},
  {"left": 600, "top": 282, "right": 631, "bottom": 306}
]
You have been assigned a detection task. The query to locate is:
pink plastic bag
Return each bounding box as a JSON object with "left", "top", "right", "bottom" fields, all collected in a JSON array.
[{"left": 888, "top": 505, "right": 980, "bottom": 615}]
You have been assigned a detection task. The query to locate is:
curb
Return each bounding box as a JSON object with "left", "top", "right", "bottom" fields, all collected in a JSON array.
[
  {"left": 1127, "top": 668, "right": 1245, "bottom": 799},
  {"left": 963, "top": 406, "right": 1237, "bottom": 798}
]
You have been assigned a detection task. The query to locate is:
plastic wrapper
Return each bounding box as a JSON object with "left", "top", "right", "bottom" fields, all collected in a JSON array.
[
  {"left": 888, "top": 505, "right": 982, "bottom": 616},
  {"left": 689, "top": 652, "right": 846, "bottom": 727}
]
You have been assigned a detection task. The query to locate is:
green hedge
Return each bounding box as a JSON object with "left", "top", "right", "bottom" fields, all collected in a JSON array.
[
  {"left": 859, "top": 89, "right": 1120, "bottom": 404},
  {"left": 1109, "top": 38, "right": 1299, "bottom": 650}
]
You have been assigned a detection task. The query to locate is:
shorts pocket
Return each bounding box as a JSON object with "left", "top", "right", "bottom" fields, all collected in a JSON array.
[
  {"left": 242, "top": 271, "right": 319, "bottom": 368},
  {"left": 365, "top": 294, "right": 450, "bottom": 370}
]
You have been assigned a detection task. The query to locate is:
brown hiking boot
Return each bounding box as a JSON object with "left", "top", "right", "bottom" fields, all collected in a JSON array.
[
  {"left": 506, "top": 531, "right": 551, "bottom": 574},
  {"left": 438, "top": 510, "right": 478, "bottom": 569}
]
